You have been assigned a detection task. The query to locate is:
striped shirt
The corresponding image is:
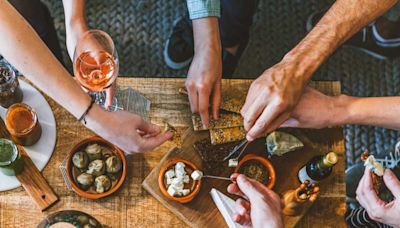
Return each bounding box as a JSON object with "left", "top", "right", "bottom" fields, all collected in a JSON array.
[
  {"left": 346, "top": 208, "right": 392, "bottom": 228},
  {"left": 186, "top": 0, "right": 220, "bottom": 19}
]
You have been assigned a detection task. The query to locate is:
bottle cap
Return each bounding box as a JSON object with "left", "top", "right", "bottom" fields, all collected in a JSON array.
[{"left": 325, "top": 152, "right": 338, "bottom": 165}]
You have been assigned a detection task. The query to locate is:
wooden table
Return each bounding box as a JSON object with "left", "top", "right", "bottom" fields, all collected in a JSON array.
[{"left": 0, "top": 78, "right": 346, "bottom": 228}]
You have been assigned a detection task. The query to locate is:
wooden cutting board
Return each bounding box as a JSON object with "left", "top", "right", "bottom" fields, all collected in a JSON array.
[
  {"left": 0, "top": 117, "right": 58, "bottom": 211},
  {"left": 142, "top": 128, "right": 344, "bottom": 228}
]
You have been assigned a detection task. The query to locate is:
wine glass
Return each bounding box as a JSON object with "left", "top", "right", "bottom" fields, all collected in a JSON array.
[{"left": 73, "top": 29, "right": 120, "bottom": 111}]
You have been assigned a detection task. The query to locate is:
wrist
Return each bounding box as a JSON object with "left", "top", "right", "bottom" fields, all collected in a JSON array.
[
  {"left": 281, "top": 50, "right": 320, "bottom": 82},
  {"left": 84, "top": 104, "right": 108, "bottom": 135},
  {"left": 330, "top": 95, "right": 354, "bottom": 126},
  {"left": 66, "top": 18, "right": 88, "bottom": 36}
]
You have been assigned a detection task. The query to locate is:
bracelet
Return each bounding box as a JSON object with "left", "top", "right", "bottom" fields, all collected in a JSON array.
[{"left": 78, "top": 97, "right": 95, "bottom": 125}]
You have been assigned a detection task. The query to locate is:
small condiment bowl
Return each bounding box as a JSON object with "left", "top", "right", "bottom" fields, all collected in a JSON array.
[
  {"left": 66, "top": 136, "right": 127, "bottom": 199},
  {"left": 158, "top": 158, "right": 201, "bottom": 203},
  {"left": 235, "top": 154, "right": 276, "bottom": 189}
]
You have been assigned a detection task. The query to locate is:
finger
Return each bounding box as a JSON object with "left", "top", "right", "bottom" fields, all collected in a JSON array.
[
  {"left": 230, "top": 173, "right": 240, "bottom": 181},
  {"left": 105, "top": 84, "right": 115, "bottom": 109},
  {"left": 241, "top": 85, "right": 259, "bottom": 116},
  {"left": 236, "top": 198, "right": 251, "bottom": 215},
  {"left": 280, "top": 118, "right": 300, "bottom": 128},
  {"left": 242, "top": 97, "right": 267, "bottom": 134},
  {"left": 198, "top": 87, "right": 211, "bottom": 128},
  {"left": 227, "top": 183, "right": 245, "bottom": 198},
  {"left": 138, "top": 131, "right": 174, "bottom": 152},
  {"left": 247, "top": 103, "right": 283, "bottom": 141},
  {"left": 186, "top": 82, "right": 199, "bottom": 113},
  {"left": 211, "top": 80, "right": 221, "bottom": 120},
  {"left": 363, "top": 168, "right": 385, "bottom": 207},
  {"left": 236, "top": 174, "right": 266, "bottom": 201},
  {"left": 383, "top": 169, "right": 400, "bottom": 199},
  {"left": 233, "top": 213, "right": 252, "bottom": 227},
  {"left": 262, "top": 112, "right": 291, "bottom": 134},
  {"left": 138, "top": 121, "right": 161, "bottom": 135}
]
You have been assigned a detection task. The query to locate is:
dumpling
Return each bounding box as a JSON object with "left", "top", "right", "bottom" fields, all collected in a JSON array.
[
  {"left": 102, "top": 147, "right": 114, "bottom": 160},
  {"left": 94, "top": 175, "right": 111, "bottom": 193},
  {"left": 85, "top": 144, "right": 102, "bottom": 161},
  {"left": 87, "top": 159, "right": 106, "bottom": 177},
  {"left": 72, "top": 151, "right": 89, "bottom": 169},
  {"left": 105, "top": 156, "right": 122, "bottom": 173},
  {"left": 77, "top": 173, "right": 94, "bottom": 189}
]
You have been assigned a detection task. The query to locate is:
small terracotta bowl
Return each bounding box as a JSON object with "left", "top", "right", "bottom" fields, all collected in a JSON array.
[
  {"left": 66, "top": 136, "right": 127, "bottom": 199},
  {"left": 158, "top": 158, "right": 201, "bottom": 203},
  {"left": 235, "top": 154, "right": 276, "bottom": 189}
]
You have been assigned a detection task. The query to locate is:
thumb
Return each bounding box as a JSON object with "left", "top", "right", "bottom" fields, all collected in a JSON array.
[
  {"left": 236, "top": 174, "right": 267, "bottom": 201},
  {"left": 383, "top": 169, "right": 400, "bottom": 199},
  {"left": 105, "top": 87, "right": 114, "bottom": 109},
  {"left": 280, "top": 118, "right": 300, "bottom": 128}
]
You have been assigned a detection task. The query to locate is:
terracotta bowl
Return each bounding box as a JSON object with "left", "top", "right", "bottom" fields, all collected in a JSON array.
[
  {"left": 158, "top": 158, "right": 201, "bottom": 203},
  {"left": 66, "top": 136, "right": 127, "bottom": 199},
  {"left": 235, "top": 154, "right": 276, "bottom": 189}
]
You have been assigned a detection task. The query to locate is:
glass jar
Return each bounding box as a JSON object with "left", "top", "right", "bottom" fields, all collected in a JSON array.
[
  {"left": 5, "top": 103, "right": 42, "bottom": 146},
  {"left": 0, "top": 138, "right": 24, "bottom": 176},
  {"left": 0, "top": 62, "right": 23, "bottom": 108}
]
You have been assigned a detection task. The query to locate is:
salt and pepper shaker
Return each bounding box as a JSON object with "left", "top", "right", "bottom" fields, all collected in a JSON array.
[{"left": 282, "top": 180, "right": 320, "bottom": 216}]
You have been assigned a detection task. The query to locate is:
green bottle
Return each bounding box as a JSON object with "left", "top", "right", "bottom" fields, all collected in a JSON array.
[{"left": 0, "top": 138, "right": 24, "bottom": 176}]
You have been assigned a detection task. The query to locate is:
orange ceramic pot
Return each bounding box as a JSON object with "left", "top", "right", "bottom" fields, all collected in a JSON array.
[
  {"left": 235, "top": 154, "right": 276, "bottom": 189},
  {"left": 158, "top": 158, "right": 201, "bottom": 203},
  {"left": 66, "top": 136, "right": 127, "bottom": 199}
]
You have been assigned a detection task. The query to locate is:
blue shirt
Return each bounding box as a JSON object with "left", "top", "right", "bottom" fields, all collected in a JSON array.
[{"left": 186, "top": 0, "right": 221, "bottom": 20}]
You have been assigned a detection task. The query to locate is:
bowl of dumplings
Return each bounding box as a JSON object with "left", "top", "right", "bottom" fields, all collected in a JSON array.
[{"left": 66, "top": 136, "right": 127, "bottom": 199}]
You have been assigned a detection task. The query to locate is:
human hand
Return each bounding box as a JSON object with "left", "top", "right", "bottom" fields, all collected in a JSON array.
[
  {"left": 227, "top": 173, "right": 283, "bottom": 228},
  {"left": 87, "top": 105, "right": 174, "bottom": 154},
  {"left": 185, "top": 44, "right": 222, "bottom": 128},
  {"left": 281, "top": 87, "right": 346, "bottom": 129},
  {"left": 356, "top": 168, "right": 400, "bottom": 228},
  {"left": 241, "top": 61, "right": 307, "bottom": 141}
]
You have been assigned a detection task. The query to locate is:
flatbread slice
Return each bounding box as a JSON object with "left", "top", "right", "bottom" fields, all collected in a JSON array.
[
  {"left": 210, "top": 126, "right": 246, "bottom": 145},
  {"left": 192, "top": 111, "right": 243, "bottom": 131},
  {"left": 220, "top": 88, "right": 247, "bottom": 114}
]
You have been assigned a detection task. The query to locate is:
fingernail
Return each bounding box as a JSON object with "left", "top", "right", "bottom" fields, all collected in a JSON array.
[{"left": 246, "top": 135, "right": 254, "bottom": 141}]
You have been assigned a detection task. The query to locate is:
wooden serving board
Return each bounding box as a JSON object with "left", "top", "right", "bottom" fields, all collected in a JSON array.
[
  {"left": 16, "top": 146, "right": 59, "bottom": 211},
  {"left": 0, "top": 117, "right": 58, "bottom": 211},
  {"left": 143, "top": 128, "right": 344, "bottom": 228}
]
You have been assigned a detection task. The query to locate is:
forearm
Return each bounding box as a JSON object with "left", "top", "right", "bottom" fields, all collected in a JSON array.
[
  {"left": 63, "top": 0, "right": 88, "bottom": 58},
  {"left": 63, "top": 0, "right": 87, "bottom": 31},
  {"left": 192, "top": 17, "right": 221, "bottom": 56},
  {"left": 333, "top": 95, "right": 400, "bottom": 129},
  {"left": 283, "top": 0, "right": 397, "bottom": 81},
  {"left": 0, "top": 1, "right": 90, "bottom": 118}
]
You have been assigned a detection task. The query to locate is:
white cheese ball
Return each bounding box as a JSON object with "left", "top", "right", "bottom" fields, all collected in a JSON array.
[
  {"left": 167, "top": 185, "right": 181, "bottom": 197},
  {"left": 171, "top": 177, "right": 184, "bottom": 190},
  {"left": 181, "top": 189, "right": 191, "bottom": 196},
  {"left": 228, "top": 159, "right": 238, "bottom": 168},
  {"left": 191, "top": 170, "right": 203, "bottom": 181},
  {"left": 175, "top": 162, "right": 186, "bottom": 170},
  {"left": 165, "top": 169, "right": 175, "bottom": 179}
]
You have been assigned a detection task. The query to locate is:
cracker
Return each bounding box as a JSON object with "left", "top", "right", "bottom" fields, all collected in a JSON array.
[{"left": 192, "top": 111, "right": 243, "bottom": 131}]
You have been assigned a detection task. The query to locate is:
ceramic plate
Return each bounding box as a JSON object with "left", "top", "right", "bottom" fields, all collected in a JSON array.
[{"left": 0, "top": 80, "right": 56, "bottom": 191}]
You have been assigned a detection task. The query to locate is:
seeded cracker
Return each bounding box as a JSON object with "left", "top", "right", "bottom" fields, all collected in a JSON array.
[{"left": 191, "top": 111, "right": 243, "bottom": 131}]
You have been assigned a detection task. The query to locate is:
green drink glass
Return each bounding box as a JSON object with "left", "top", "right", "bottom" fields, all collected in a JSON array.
[{"left": 0, "top": 138, "right": 24, "bottom": 176}]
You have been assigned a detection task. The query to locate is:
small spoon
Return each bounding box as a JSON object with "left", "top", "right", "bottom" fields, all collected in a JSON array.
[{"left": 202, "top": 175, "right": 231, "bottom": 181}]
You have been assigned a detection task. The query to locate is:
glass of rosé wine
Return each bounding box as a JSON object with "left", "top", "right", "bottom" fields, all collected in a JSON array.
[{"left": 73, "top": 29, "right": 120, "bottom": 111}]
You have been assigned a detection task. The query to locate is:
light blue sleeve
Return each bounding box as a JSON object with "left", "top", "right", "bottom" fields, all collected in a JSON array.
[{"left": 186, "top": 0, "right": 221, "bottom": 20}]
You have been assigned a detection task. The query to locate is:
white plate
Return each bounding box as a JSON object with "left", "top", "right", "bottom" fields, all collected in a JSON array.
[{"left": 0, "top": 80, "right": 56, "bottom": 191}]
